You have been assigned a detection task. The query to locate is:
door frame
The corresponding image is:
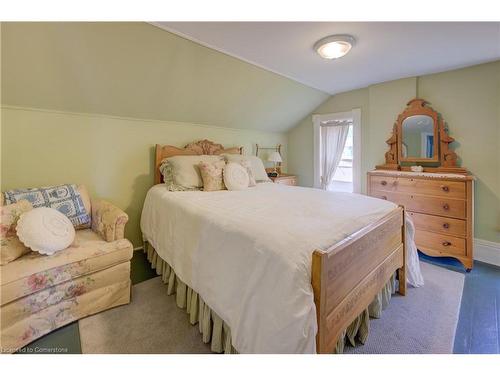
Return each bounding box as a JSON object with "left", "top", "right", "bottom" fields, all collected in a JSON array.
[{"left": 313, "top": 108, "right": 362, "bottom": 193}]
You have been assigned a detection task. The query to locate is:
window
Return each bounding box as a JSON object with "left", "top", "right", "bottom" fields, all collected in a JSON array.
[
  {"left": 313, "top": 109, "right": 361, "bottom": 193},
  {"left": 329, "top": 125, "right": 353, "bottom": 192}
]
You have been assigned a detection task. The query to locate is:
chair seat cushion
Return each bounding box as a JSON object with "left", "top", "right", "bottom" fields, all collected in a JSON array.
[{"left": 0, "top": 229, "right": 133, "bottom": 306}]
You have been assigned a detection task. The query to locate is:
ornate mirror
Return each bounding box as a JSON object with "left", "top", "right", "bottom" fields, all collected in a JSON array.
[
  {"left": 377, "top": 98, "right": 467, "bottom": 173},
  {"left": 400, "top": 114, "right": 438, "bottom": 161}
]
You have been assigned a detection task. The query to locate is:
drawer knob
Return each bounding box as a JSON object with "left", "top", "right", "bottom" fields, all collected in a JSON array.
[
  {"left": 442, "top": 223, "right": 450, "bottom": 229},
  {"left": 442, "top": 241, "right": 452, "bottom": 247},
  {"left": 442, "top": 203, "right": 450, "bottom": 210},
  {"left": 441, "top": 185, "right": 449, "bottom": 192},
  {"left": 381, "top": 180, "right": 387, "bottom": 186}
]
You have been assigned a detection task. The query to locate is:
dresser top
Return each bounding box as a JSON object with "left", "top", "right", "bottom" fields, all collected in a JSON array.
[{"left": 368, "top": 170, "right": 475, "bottom": 181}]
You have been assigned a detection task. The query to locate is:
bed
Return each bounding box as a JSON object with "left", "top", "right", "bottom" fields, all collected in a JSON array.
[{"left": 141, "top": 140, "right": 409, "bottom": 354}]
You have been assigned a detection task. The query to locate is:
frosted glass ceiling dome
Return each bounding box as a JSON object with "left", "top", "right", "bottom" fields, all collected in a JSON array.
[{"left": 314, "top": 34, "right": 356, "bottom": 60}]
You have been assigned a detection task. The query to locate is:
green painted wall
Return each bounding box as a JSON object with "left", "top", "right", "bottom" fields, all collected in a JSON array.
[
  {"left": 287, "top": 62, "right": 500, "bottom": 243},
  {"left": 288, "top": 88, "right": 371, "bottom": 190},
  {"left": 418, "top": 62, "right": 500, "bottom": 242},
  {"left": 0, "top": 22, "right": 328, "bottom": 132},
  {"left": 1, "top": 107, "right": 288, "bottom": 247}
]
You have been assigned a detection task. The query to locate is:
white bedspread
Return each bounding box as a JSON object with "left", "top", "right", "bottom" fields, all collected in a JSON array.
[{"left": 140, "top": 182, "right": 423, "bottom": 353}]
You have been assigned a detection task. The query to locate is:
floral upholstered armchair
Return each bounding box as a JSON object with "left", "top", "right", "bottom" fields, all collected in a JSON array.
[
  {"left": 0, "top": 185, "right": 133, "bottom": 353},
  {"left": 91, "top": 199, "right": 130, "bottom": 242}
]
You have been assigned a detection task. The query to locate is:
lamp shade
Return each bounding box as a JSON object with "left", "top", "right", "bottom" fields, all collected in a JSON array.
[{"left": 268, "top": 151, "right": 282, "bottom": 163}]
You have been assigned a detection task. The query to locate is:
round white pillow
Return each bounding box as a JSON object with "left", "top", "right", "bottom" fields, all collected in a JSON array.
[
  {"left": 17, "top": 207, "right": 75, "bottom": 255},
  {"left": 224, "top": 162, "right": 250, "bottom": 191}
]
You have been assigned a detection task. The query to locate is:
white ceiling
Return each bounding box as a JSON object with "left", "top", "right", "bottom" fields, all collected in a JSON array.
[{"left": 152, "top": 22, "right": 500, "bottom": 94}]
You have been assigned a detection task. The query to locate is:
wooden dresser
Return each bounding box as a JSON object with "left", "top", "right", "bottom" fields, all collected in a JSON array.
[
  {"left": 368, "top": 170, "right": 474, "bottom": 270},
  {"left": 370, "top": 98, "right": 475, "bottom": 270}
]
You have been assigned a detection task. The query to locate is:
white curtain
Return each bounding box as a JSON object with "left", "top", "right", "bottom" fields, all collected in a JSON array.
[{"left": 320, "top": 122, "right": 351, "bottom": 190}]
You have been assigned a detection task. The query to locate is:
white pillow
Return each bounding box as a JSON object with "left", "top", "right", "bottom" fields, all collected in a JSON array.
[
  {"left": 223, "top": 163, "right": 250, "bottom": 191},
  {"left": 17, "top": 207, "right": 75, "bottom": 255},
  {"left": 222, "top": 154, "right": 270, "bottom": 182},
  {"left": 166, "top": 155, "right": 224, "bottom": 188}
]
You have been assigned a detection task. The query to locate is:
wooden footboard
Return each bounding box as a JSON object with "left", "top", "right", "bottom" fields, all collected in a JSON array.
[{"left": 312, "top": 206, "right": 406, "bottom": 353}]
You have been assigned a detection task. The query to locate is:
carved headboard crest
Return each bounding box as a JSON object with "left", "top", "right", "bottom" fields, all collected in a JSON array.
[
  {"left": 184, "top": 139, "right": 227, "bottom": 155},
  {"left": 154, "top": 139, "right": 243, "bottom": 184}
]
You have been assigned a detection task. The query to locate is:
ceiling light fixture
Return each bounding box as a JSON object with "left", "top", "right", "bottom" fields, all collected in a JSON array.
[{"left": 314, "top": 34, "right": 356, "bottom": 60}]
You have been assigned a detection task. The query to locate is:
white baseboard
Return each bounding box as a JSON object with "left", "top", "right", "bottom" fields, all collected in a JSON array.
[
  {"left": 474, "top": 238, "right": 500, "bottom": 267},
  {"left": 133, "top": 246, "right": 144, "bottom": 252}
]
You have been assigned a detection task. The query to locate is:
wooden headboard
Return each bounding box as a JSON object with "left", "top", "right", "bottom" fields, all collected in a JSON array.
[{"left": 154, "top": 139, "right": 243, "bottom": 184}]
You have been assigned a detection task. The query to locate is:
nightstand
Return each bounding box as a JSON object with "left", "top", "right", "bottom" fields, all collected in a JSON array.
[{"left": 269, "top": 174, "right": 297, "bottom": 186}]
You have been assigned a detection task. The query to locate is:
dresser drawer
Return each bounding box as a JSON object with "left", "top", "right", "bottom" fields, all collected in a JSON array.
[
  {"left": 407, "top": 211, "right": 466, "bottom": 237},
  {"left": 370, "top": 175, "right": 399, "bottom": 191},
  {"left": 370, "top": 190, "right": 466, "bottom": 219},
  {"left": 369, "top": 175, "right": 466, "bottom": 199},
  {"left": 414, "top": 230, "right": 466, "bottom": 256}
]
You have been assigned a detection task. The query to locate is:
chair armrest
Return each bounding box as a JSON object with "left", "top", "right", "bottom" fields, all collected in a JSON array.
[{"left": 91, "top": 199, "right": 129, "bottom": 242}]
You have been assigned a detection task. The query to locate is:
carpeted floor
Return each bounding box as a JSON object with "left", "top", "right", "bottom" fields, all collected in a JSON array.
[
  {"left": 345, "top": 261, "right": 464, "bottom": 353},
  {"left": 79, "top": 276, "right": 212, "bottom": 354},
  {"left": 79, "top": 261, "right": 464, "bottom": 354}
]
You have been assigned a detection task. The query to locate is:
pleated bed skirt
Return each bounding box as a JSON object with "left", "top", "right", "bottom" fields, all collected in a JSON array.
[{"left": 143, "top": 242, "right": 396, "bottom": 354}]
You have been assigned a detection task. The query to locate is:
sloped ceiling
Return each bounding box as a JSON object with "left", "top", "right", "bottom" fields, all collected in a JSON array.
[
  {"left": 157, "top": 22, "right": 500, "bottom": 95},
  {"left": 1, "top": 22, "right": 328, "bottom": 132}
]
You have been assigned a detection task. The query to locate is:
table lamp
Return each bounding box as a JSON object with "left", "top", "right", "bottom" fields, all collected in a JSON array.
[{"left": 268, "top": 151, "right": 282, "bottom": 174}]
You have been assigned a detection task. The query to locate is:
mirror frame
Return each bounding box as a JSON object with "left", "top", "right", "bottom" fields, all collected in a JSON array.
[
  {"left": 376, "top": 98, "right": 465, "bottom": 174},
  {"left": 397, "top": 99, "right": 439, "bottom": 163}
]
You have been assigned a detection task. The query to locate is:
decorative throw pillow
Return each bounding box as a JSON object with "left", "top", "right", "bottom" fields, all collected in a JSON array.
[
  {"left": 76, "top": 185, "right": 91, "bottom": 226},
  {"left": 163, "top": 155, "right": 224, "bottom": 190},
  {"left": 223, "top": 162, "right": 250, "bottom": 191},
  {"left": 3, "top": 184, "right": 91, "bottom": 229},
  {"left": 0, "top": 200, "right": 33, "bottom": 265},
  {"left": 159, "top": 160, "right": 201, "bottom": 192},
  {"left": 198, "top": 160, "right": 226, "bottom": 191},
  {"left": 17, "top": 207, "right": 75, "bottom": 255},
  {"left": 222, "top": 154, "right": 271, "bottom": 182},
  {"left": 240, "top": 160, "right": 257, "bottom": 187}
]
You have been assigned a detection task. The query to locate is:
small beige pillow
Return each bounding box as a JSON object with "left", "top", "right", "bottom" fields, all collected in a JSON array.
[
  {"left": 222, "top": 154, "right": 270, "bottom": 182},
  {"left": 224, "top": 162, "right": 250, "bottom": 191},
  {"left": 1, "top": 200, "right": 33, "bottom": 265},
  {"left": 198, "top": 160, "right": 226, "bottom": 191},
  {"left": 159, "top": 160, "right": 201, "bottom": 191}
]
